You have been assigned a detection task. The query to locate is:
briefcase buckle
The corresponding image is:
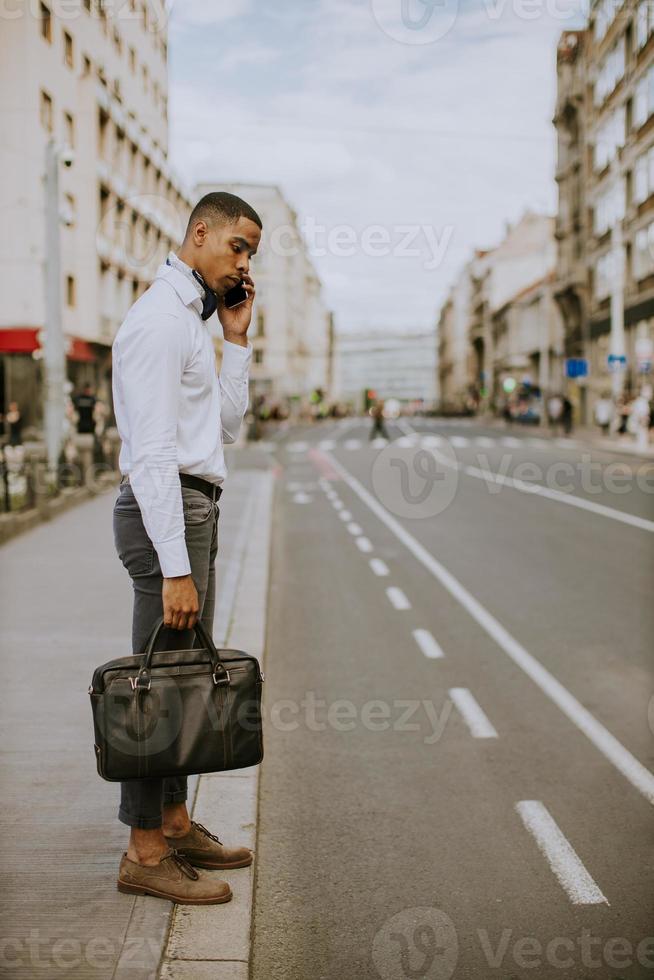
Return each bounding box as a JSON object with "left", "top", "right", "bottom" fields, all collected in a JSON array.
[
  {"left": 212, "top": 667, "right": 231, "bottom": 686},
  {"left": 130, "top": 674, "right": 152, "bottom": 692}
]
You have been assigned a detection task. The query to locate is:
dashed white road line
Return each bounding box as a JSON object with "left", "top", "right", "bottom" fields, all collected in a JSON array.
[
  {"left": 474, "top": 436, "right": 495, "bottom": 447},
  {"left": 292, "top": 492, "right": 311, "bottom": 504},
  {"left": 450, "top": 436, "right": 470, "bottom": 448},
  {"left": 287, "top": 441, "right": 310, "bottom": 453},
  {"left": 386, "top": 586, "right": 411, "bottom": 610},
  {"left": 332, "top": 500, "right": 343, "bottom": 510},
  {"left": 516, "top": 801, "right": 609, "bottom": 906},
  {"left": 322, "top": 448, "right": 654, "bottom": 805},
  {"left": 338, "top": 510, "right": 352, "bottom": 521},
  {"left": 343, "top": 438, "right": 362, "bottom": 450},
  {"left": 501, "top": 436, "right": 522, "bottom": 448},
  {"left": 370, "top": 558, "right": 389, "bottom": 575},
  {"left": 356, "top": 537, "right": 373, "bottom": 553},
  {"left": 449, "top": 687, "right": 498, "bottom": 738},
  {"left": 412, "top": 628, "right": 444, "bottom": 659},
  {"left": 319, "top": 439, "right": 336, "bottom": 450},
  {"left": 347, "top": 522, "right": 363, "bottom": 535}
]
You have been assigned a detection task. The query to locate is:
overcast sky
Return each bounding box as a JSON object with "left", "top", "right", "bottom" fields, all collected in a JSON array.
[{"left": 167, "top": 0, "right": 584, "bottom": 334}]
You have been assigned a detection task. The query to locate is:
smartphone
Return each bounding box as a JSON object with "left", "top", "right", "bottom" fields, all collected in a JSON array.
[{"left": 224, "top": 280, "right": 249, "bottom": 309}]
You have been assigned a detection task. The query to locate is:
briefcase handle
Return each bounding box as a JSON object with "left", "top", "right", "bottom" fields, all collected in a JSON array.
[{"left": 133, "top": 616, "right": 230, "bottom": 690}]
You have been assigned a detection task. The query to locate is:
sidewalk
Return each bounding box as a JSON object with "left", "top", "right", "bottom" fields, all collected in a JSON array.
[{"left": 0, "top": 446, "right": 274, "bottom": 980}]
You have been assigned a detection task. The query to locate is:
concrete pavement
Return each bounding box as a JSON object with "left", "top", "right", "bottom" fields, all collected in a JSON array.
[{"left": 0, "top": 446, "right": 274, "bottom": 980}]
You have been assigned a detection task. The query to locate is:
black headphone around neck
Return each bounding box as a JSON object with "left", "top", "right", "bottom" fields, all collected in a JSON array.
[{"left": 166, "top": 257, "right": 217, "bottom": 321}]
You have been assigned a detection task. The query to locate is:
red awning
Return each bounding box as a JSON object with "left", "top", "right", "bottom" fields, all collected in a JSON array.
[
  {"left": 0, "top": 328, "right": 39, "bottom": 354},
  {"left": 0, "top": 328, "right": 97, "bottom": 362},
  {"left": 67, "top": 337, "right": 96, "bottom": 363}
]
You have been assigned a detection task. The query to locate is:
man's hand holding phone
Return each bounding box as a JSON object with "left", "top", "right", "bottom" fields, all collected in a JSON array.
[{"left": 218, "top": 274, "right": 255, "bottom": 345}]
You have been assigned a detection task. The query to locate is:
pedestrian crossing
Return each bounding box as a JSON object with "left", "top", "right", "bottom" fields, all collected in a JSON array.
[{"left": 284, "top": 434, "right": 580, "bottom": 454}]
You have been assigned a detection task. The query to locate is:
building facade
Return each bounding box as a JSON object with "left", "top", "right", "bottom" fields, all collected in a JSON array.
[
  {"left": 437, "top": 213, "right": 563, "bottom": 413},
  {"left": 0, "top": 0, "right": 191, "bottom": 431},
  {"left": 334, "top": 328, "right": 437, "bottom": 410},
  {"left": 196, "top": 182, "right": 334, "bottom": 410},
  {"left": 554, "top": 5, "right": 654, "bottom": 424}
]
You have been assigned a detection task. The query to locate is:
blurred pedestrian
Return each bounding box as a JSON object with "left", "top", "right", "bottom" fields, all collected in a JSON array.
[
  {"left": 369, "top": 400, "right": 390, "bottom": 441},
  {"left": 562, "top": 396, "right": 573, "bottom": 435},
  {"left": 593, "top": 394, "right": 613, "bottom": 436},
  {"left": 6, "top": 401, "right": 23, "bottom": 446},
  {"left": 616, "top": 394, "right": 630, "bottom": 436},
  {"left": 547, "top": 393, "right": 563, "bottom": 435},
  {"left": 73, "top": 383, "right": 97, "bottom": 434}
]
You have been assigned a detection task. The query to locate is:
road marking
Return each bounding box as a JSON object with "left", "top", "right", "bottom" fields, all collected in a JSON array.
[
  {"left": 501, "top": 436, "right": 522, "bottom": 447},
  {"left": 322, "top": 449, "right": 654, "bottom": 805},
  {"left": 332, "top": 500, "right": 343, "bottom": 510},
  {"left": 449, "top": 687, "right": 498, "bottom": 738},
  {"left": 386, "top": 586, "right": 411, "bottom": 610},
  {"left": 516, "top": 801, "right": 609, "bottom": 906},
  {"left": 356, "top": 537, "right": 373, "bottom": 553},
  {"left": 338, "top": 510, "right": 352, "bottom": 521},
  {"left": 412, "top": 628, "right": 444, "bottom": 659},
  {"left": 555, "top": 438, "right": 580, "bottom": 448},
  {"left": 450, "top": 436, "right": 470, "bottom": 448},
  {"left": 370, "top": 558, "right": 389, "bottom": 575},
  {"left": 527, "top": 437, "right": 549, "bottom": 448},
  {"left": 420, "top": 435, "right": 444, "bottom": 447},
  {"left": 292, "top": 492, "right": 311, "bottom": 504},
  {"left": 371, "top": 437, "right": 389, "bottom": 448},
  {"left": 347, "top": 522, "right": 363, "bottom": 535},
  {"left": 475, "top": 436, "right": 495, "bottom": 447},
  {"left": 287, "top": 441, "right": 309, "bottom": 453},
  {"left": 396, "top": 435, "right": 419, "bottom": 448},
  {"left": 319, "top": 439, "right": 336, "bottom": 450},
  {"left": 344, "top": 438, "right": 362, "bottom": 450}
]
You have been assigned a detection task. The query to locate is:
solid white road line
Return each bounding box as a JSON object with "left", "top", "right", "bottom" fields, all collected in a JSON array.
[
  {"left": 516, "top": 801, "right": 609, "bottom": 906},
  {"left": 401, "top": 420, "right": 654, "bottom": 534},
  {"left": 322, "top": 449, "right": 654, "bottom": 805},
  {"left": 412, "top": 628, "right": 445, "bottom": 659},
  {"left": 347, "top": 522, "right": 363, "bottom": 535},
  {"left": 370, "top": 557, "right": 389, "bottom": 575},
  {"left": 449, "top": 687, "right": 498, "bottom": 738},
  {"left": 386, "top": 586, "right": 411, "bottom": 610},
  {"left": 356, "top": 537, "right": 373, "bottom": 553}
]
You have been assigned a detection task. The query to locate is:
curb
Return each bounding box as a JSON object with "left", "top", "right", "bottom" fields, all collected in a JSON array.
[{"left": 157, "top": 468, "right": 275, "bottom": 980}]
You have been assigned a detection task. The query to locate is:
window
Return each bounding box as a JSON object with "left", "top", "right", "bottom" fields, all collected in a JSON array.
[
  {"left": 594, "top": 106, "right": 626, "bottom": 170},
  {"left": 63, "top": 30, "right": 74, "bottom": 68},
  {"left": 637, "top": 0, "right": 654, "bottom": 48},
  {"left": 594, "top": 251, "right": 615, "bottom": 299},
  {"left": 64, "top": 193, "right": 76, "bottom": 227},
  {"left": 594, "top": 177, "right": 626, "bottom": 234},
  {"left": 594, "top": 0, "right": 624, "bottom": 42},
  {"left": 83, "top": 0, "right": 91, "bottom": 11},
  {"left": 40, "top": 2, "right": 52, "bottom": 42},
  {"left": 82, "top": 54, "right": 92, "bottom": 76},
  {"left": 633, "top": 222, "right": 654, "bottom": 278},
  {"left": 64, "top": 112, "right": 75, "bottom": 148},
  {"left": 256, "top": 309, "right": 266, "bottom": 336},
  {"left": 142, "top": 64, "right": 149, "bottom": 94},
  {"left": 254, "top": 349, "right": 264, "bottom": 365},
  {"left": 66, "top": 275, "right": 76, "bottom": 307},
  {"left": 129, "top": 46, "right": 136, "bottom": 73},
  {"left": 594, "top": 37, "right": 625, "bottom": 106},
  {"left": 40, "top": 90, "right": 53, "bottom": 132},
  {"left": 633, "top": 65, "right": 654, "bottom": 128}
]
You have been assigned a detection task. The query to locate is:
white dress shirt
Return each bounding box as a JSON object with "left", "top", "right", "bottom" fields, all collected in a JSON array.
[{"left": 112, "top": 252, "right": 252, "bottom": 578}]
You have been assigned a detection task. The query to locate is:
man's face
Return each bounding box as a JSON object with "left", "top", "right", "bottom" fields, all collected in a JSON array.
[{"left": 195, "top": 216, "right": 261, "bottom": 296}]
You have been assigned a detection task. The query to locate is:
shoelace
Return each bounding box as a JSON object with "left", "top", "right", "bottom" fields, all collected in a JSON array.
[
  {"left": 168, "top": 848, "right": 199, "bottom": 880},
  {"left": 192, "top": 821, "right": 223, "bottom": 845}
]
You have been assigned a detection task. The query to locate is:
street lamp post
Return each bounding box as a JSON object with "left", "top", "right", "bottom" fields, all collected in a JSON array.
[{"left": 42, "top": 139, "right": 68, "bottom": 482}]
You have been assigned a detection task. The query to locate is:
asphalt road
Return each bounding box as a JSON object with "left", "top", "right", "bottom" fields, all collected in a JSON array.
[{"left": 251, "top": 417, "right": 654, "bottom": 980}]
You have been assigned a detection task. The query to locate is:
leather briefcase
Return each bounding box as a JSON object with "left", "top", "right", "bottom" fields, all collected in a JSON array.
[{"left": 89, "top": 617, "right": 264, "bottom": 781}]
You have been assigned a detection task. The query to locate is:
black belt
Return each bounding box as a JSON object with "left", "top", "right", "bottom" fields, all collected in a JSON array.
[{"left": 121, "top": 473, "right": 223, "bottom": 503}]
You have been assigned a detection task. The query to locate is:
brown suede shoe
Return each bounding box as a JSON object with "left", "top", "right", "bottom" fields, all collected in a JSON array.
[
  {"left": 163, "top": 821, "right": 253, "bottom": 870},
  {"left": 117, "top": 847, "right": 233, "bottom": 904}
]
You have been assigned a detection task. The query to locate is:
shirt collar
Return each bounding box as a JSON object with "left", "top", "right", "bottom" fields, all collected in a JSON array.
[{"left": 154, "top": 251, "right": 204, "bottom": 317}]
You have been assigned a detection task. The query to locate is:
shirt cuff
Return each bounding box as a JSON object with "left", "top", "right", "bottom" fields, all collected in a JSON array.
[
  {"left": 155, "top": 535, "right": 192, "bottom": 579},
  {"left": 221, "top": 339, "right": 252, "bottom": 378}
]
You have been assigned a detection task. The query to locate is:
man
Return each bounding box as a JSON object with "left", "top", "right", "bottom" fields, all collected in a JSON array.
[
  {"left": 73, "top": 383, "right": 97, "bottom": 434},
  {"left": 111, "top": 191, "right": 262, "bottom": 904}
]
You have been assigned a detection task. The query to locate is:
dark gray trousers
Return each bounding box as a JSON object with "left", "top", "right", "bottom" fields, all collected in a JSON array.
[{"left": 112, "top": 479, "right": 220, "bottom": 829}]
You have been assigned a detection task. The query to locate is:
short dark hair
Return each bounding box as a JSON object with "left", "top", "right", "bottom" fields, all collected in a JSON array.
[{"left": 186, "top": 191, "right": 262, "bottom": 236}]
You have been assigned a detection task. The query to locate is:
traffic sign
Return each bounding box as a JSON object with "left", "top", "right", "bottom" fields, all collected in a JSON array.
[{"left": 565, "top": 358, "right": 588, "bottom": 379}]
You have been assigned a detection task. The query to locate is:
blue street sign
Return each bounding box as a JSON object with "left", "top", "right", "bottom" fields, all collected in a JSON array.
[{"left": 565, "top": 358, "right": 588, "bottom": 379}]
